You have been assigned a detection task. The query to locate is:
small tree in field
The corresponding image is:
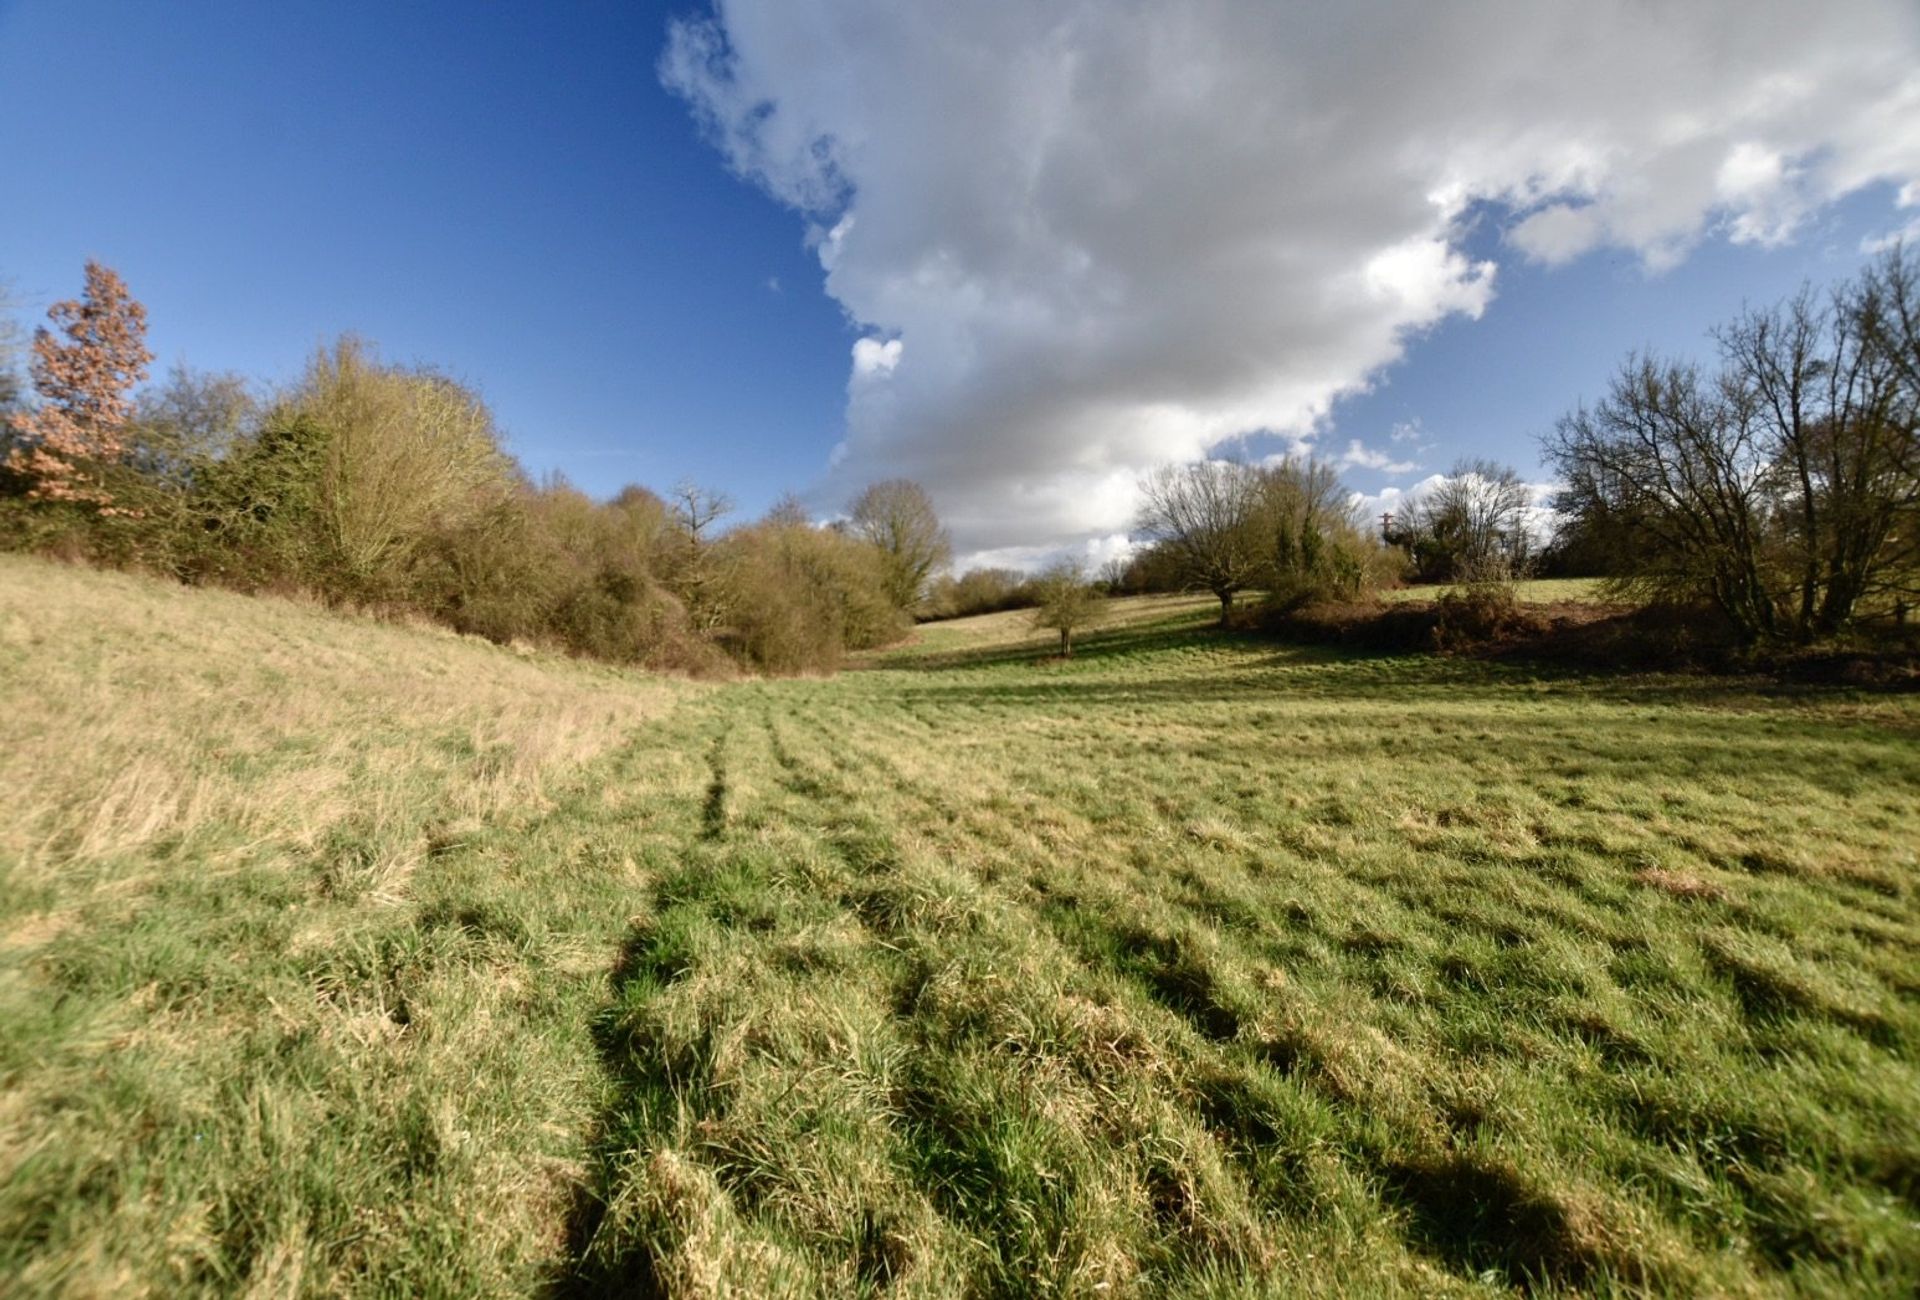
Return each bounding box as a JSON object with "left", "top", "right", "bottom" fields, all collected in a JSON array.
[
  {"left": 1030, "top": 559, "right": 1105, "bottom": 657},
  {"left": 5, "top": 261, "right": 153, "bottom": 511}
]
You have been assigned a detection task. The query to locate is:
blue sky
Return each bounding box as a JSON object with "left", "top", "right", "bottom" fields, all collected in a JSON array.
[
  {"left": 0, "top": 1, "right": 846, "bottom": 511},
  {"left": 3, "top": 2, "right": 1916, "bottom": 563},
  {"left": 1321, "top": 188, "right": 1903, "bottom": 521}
]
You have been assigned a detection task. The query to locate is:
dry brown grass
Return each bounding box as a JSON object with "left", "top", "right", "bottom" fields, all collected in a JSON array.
[{"left": 0, "top": 553, "right": 687, "bottom": 898}]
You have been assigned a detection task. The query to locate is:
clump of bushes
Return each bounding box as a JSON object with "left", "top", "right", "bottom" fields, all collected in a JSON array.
[
  {"left": 921, "top": 566, "right": 1037, "bottom": 620},
  {"left": 719, "top": 513, "right": 908, "bottom": 673},
  {"left": 0, "top": 264, "right": 922, "bottom": 676}
]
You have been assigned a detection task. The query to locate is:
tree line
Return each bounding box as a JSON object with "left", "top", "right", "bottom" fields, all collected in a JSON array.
[
  {"left": 1065, "top": 249, "right": 1920, "bottom": 650},
  {"left": 6, "top": 250, "right": 1914, "bottom": 668},
  {"left": 0, "top": 263, "right": 951, "bottom": 674}
]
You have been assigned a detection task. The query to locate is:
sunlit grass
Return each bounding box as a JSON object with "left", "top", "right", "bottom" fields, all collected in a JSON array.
[
  {"left": 1377, "top": 578, "right": 1612, "bottom": 606},
  {"left": 891, "top": 592, "right": 1220, "bottom": 662},
  {"left": 3, "top": 562, "right": 1915, "bottom": 1296}
]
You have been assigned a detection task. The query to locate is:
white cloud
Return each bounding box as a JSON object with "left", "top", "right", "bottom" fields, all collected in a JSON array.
[
  {"left": 1330, "top": 438, "right": 1419, "bottom": 475},
  {"left": 1862, "top": 217, "right": 1920, "bottom": 255},
  {"left": 664, "top": 1, "right": 1920, "bottom": 555},
  {"left": 851, "top": 336, "right": 901, "bottom": 378},
  {"left": 1508, "top": 204, "right": 1604, "bottom": 266},
  {"left": 955, "top": 532, "right": 1137, "bottom": 577}
]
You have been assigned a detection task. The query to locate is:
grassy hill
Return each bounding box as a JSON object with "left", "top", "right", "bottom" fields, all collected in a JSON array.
[{"left": 3, "top": 556, "right": 1917, "bottom": 1296}]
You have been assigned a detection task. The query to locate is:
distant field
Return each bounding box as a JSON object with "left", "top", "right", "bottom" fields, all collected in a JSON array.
[
  {"left": 1379, "top": 578, "right": 1614, "bottom": 606},
  {"left": 887, "top": 592, "right": 1221, "bottom": 663},
  {"left": 3, "top": 561, "right": 1917, "bottom": 1296}
]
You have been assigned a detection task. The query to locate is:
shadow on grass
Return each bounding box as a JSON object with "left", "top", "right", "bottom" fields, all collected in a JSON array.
[
  {"left": 868, "top": 611, "right": 1232, "bottom": 673},
  {"left": 547, "top": 923, "right": 677, "bottom": 1299},
  {"left": 881, "top": 625, "right": 1920, "bottom": 741},
  {"left": 1376, "top": 1151, "right": 1621, "bottom": 1294}
]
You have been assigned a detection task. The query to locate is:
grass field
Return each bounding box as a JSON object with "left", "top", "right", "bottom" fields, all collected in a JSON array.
[
  {"left": 1376, "top": 579, "right": 1613, "bottom": 607},
  {"left": 3, "top": 555, "right": 1917, "bottom": 1297}
]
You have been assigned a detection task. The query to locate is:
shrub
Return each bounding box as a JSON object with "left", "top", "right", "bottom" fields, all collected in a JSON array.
[
  {"left": 720, "top": 516, "right": 909, "bottom": 673},
  {"left": 922, "top": 567, "right": 1036, "bottom": 620}
]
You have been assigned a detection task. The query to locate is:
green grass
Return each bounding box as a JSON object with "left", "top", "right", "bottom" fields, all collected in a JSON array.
[
  {"left": 3, "top": 557, "right": 1917, "bottom": 1296},
  {"left": 890, "top": 592, "right": 1222, "bottom": 664}
]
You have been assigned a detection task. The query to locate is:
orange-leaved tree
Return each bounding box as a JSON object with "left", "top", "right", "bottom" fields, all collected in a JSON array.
[{"left": 5, "top": 261, "right": 153, "bottom": 511}]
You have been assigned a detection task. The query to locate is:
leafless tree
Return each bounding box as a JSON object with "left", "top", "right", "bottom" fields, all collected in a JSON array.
[
  {"left": 848, "top": 478, "right": 951, "bottom": 611},
  {"left": 1029, "top": 558, "right": 1105, "bottom": 657},
  {"left": 667, "top": 479, "right": 734, "bottom": 633},
  {"left": 130, "top": 364, "right": 256, "bottom": 485},
  {"left": 1543, "top": 247, "right": 1920, "bottom": 641},
  {"left": 1746, "top": 251, "right": 1920, "bottom": 632},
  {"left": 1408, "top": 458, "right": 1534, "bottom": 582},
  {"left": 1135, "top": 459, "right": 1268, "bottom": 623}
]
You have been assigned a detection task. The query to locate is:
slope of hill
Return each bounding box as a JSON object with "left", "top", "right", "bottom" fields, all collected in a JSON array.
[{"left": 3, "top": 558, "right": 1917, "bottom": 1297}]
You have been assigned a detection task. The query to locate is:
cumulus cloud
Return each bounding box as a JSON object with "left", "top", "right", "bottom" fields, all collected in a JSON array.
[
  {"left": 1862, "top": 182, "right": 1920, "bottom": 253},
  {"left": 663, "top": 1, "right": 1920, "bottom": 555},
  {"left": 1330, "top": 438, "right": 1420, "bottom": 476},
  {"left": 959, "top": 532, "right": 1138, "bottom": 578},
  {"left": 1863, "top": 218, "right": 1920, "bottom": 255},
  {"left": 850, "top": 336, "right": 901, "bottom": 378}
]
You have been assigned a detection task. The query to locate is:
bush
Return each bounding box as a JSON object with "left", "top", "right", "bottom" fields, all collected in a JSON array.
[
  {"left": 922, "top": 567, "right": 1037, "bottom": 620},
  {"left": 720, "top": 517, "right": 909, "bottom": 673},
  {"left": 187, "top": 339, "right": 517, "bottom": 604},
  {"left": 1432, "top": 578, "right": 1532, "bottom": 652}
]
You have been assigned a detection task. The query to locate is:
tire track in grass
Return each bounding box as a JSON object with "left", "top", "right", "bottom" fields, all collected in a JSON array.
[
  {"left": 569, "top": 678, "right": 1687, "bottom": 1293},
  {"left": 561, "top": 696, "right": 958, "bottom": 1294},
  {"left": 765, "top": 699, "right": 1308, "bottom": 1288}
]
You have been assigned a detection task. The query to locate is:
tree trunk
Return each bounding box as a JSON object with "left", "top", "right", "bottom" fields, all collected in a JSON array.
[
  {"left": 1060, "top": 627, "right": 1072, "bottom": 657},
  {"left": 1216, "top": 589, "right": 1234, "bottom": 626}
]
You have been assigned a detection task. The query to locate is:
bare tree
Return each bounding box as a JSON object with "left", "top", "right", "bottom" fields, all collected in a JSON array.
[
  {"left": 1029, "top": 559, "right": 1105, "bottom": 657},
  {"left": 1545, "top": 248, "right": 1920, "bottom": 643},
  {"left": 1408, "top": 458, "right": 1534, "bottom": 582},
  {"left": 1734, "top": 256, "right": 1920, "bottom": 633},
  {"left": 130, "top": 364, "right": 256, "bottom": 486},
  {"left": 1135, "top": 459, "right": 1268, "bottom": 624},
  {"left": 848, "top": 478, "right": 951, "bottom": 611},
  {"left": 667, "top": 479, "right": 734, "bottom": 633},
  {"left": 1546, "top": 357, "right": 1779, "bottom": 639}
]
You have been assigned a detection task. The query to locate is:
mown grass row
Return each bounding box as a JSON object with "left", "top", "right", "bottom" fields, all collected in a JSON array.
[
  {"left": 3, "top": 559, "right": 1917, "bottom": 1295},
  {"left": 564, "top": 613, "right": 1917, "bottom": 1295}
]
